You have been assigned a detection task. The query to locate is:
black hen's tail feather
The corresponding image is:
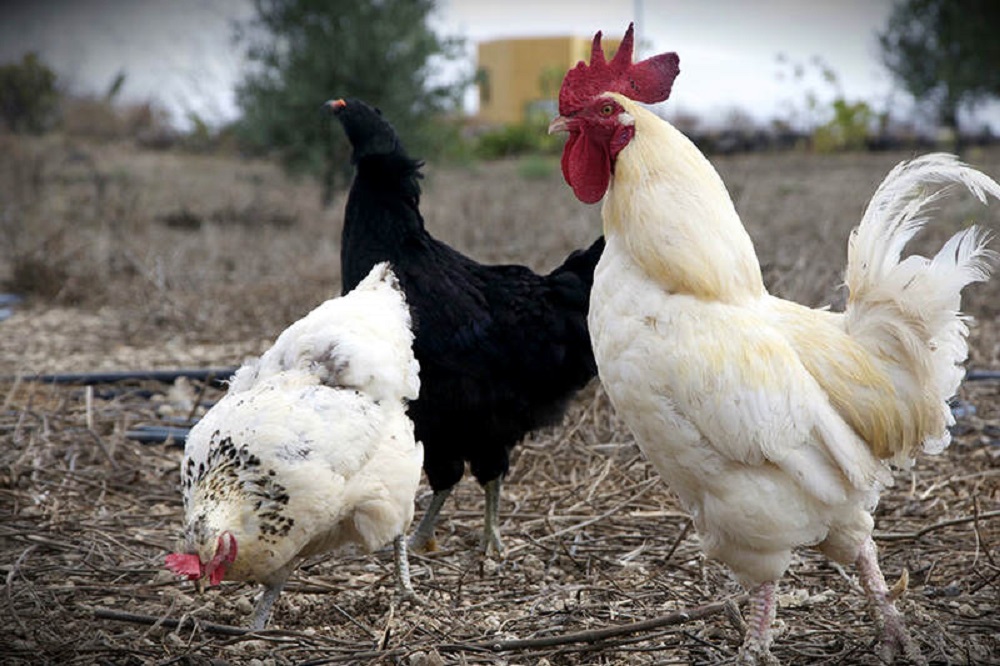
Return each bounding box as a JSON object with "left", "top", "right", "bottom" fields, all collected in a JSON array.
[
  {"left": 546, "top": 236, "right": 605, "bottom": 309},
  {"left": 549, "top": 236, "right": 605, "bottom": 285}
]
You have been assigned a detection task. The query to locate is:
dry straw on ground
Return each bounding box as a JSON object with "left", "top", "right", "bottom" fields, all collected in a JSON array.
[{"left": 1, "top": 137, "right": 999, "bottom": 664}]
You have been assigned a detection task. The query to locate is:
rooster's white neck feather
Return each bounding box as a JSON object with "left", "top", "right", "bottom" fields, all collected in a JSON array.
[{"left": 602, "top": 94, "right": 766, "bottom": 303}]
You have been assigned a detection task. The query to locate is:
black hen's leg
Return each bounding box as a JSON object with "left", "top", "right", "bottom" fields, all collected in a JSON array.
[
  {"left": 409, "top": 487, "right": 453, "bottom": 553},
  {"left": 483, "top": 476, "right": 505, "bottom": 558}
]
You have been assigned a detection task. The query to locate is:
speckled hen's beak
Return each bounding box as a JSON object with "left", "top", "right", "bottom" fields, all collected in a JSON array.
[{"left": 548, "top": 115, "right": 569, "bottom": 134}]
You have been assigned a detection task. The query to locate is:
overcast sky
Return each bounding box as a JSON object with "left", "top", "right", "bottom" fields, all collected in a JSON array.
[{"left": 0, "top": 0, "right": 995, "bottom": 132}]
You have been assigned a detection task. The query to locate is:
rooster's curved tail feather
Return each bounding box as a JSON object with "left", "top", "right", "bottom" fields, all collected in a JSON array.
[{"left": 844, "top": 153, "right": 999, "bottom": 462}]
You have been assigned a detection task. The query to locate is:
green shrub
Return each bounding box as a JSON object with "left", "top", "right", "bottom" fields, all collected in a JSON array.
[
  {"left": 474, "top": 113, "right": 561, "bottom": 160},
  {"left": 0, "top": 52, "right": 59, "bottom": 134},
  {"left": 812, "top": 99, "right": 875, "bottom": 152},
  {"left": 476, "top": 123, "right": 539, "bottom": 159}
]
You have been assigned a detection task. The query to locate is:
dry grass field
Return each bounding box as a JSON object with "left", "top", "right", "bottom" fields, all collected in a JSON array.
[{"left": 1, "top": 134, "right": 999, "bottom": 665}]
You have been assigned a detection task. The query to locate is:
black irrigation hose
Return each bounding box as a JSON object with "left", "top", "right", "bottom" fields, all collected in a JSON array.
[
  {"left": 125, "top": 425, "right": 192, "bottom": 446},
  {"left": 966, "top": 370, "right": 1000, "bottom": 382},
  {"left": 16, "top": 367, "right": 238, "bottom": 388}
]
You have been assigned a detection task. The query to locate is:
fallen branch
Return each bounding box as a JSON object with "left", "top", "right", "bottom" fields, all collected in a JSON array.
[
  {"left": 17, "top": 367, "right": 238, "bottom": 387},
  {"left": 875, "top": 510, "right": 1000, "bottom": 542},
  {"left": 89, "top": 606, "right": 249, "bottom": 636},
  {"left": 462, "top": 595, "right": 743, "bottom": 652}
]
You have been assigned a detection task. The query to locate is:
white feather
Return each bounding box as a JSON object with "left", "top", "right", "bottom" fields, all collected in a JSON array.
[{"left": 846, "top": 154, "right": 999, "bottom": 460}]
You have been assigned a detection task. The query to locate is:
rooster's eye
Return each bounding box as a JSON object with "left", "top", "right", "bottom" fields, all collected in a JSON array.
[{"left": 600, "top": 104, "right": 615, "bottom": 116}]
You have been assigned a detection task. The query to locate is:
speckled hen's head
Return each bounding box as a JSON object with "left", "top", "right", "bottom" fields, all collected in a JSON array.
[
  {"left": 165, "top": 530, "right": 238, "bottom": 589},
  {"left": 548, "top": 23, "right": 680, "bottom": 204}
]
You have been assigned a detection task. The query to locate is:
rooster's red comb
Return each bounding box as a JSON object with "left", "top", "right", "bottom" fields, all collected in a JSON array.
[{"left": 558, "top": 22, "right": 680, "bottom": 115}]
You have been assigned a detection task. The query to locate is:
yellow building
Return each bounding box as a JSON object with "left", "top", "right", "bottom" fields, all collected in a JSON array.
[{"left": 476, "top": 35, "right": 622, "bottom": 126}]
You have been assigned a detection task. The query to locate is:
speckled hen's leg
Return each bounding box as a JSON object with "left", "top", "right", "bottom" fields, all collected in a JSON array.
[
  {"left": 483, "top": 477, "right": 505, "bottom": 558},
  {"left": 737, "top": 581, "right": 779, "bottom": 665},
  {"left": 408, "top": 487, "right": 452, "bottom": 553},
  {"left": 856, "top": 536, "right": 927, "bottom": 665},
  {"left": 250, "top": 580, "right": 286, "bottom": 630},
  {"left": 393, "top": 534, "right": 417, "bottom": 600}
]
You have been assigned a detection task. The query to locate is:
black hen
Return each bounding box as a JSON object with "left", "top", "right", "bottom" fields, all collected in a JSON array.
[{"left": 328, "top": 97, "right": 604, "bottom": 556}]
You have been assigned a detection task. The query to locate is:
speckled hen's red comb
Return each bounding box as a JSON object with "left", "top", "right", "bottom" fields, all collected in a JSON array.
[
  {"left": 558, "top": 22, "right": 680, "bottom": 115},
  {"left": 165, "top": 552, "right": 201, "bottom": 579}
]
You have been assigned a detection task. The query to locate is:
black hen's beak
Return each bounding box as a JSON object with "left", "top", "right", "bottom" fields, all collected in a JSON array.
[{"left": 324, "top": 98, "right": 347, "bottom": 115}]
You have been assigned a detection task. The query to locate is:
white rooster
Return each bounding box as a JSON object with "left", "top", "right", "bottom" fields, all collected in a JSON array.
[
  {"left": 165, "top": 263, "right": 423, "bottom": 630},
  {"left": 548, "top": 24, "right": 998, "bottom": 664}
]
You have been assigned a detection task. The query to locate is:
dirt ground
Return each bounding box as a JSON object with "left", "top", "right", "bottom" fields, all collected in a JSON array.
[{"left": 1, "top": 138, "right": 998, "bottom": 665}]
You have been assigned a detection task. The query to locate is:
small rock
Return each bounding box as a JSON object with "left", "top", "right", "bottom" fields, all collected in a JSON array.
[
  {"left": 777, "top": 588, "right": 809, "bottom": 608},
  {"left": 483, "top": 613, "right": 502, "bottom": 632},
  {"left": 408, "top": 649, "right": 445, "bottom": 666},
  {"left": 481, "top": 557, "right": 499, "bottom": 576}
]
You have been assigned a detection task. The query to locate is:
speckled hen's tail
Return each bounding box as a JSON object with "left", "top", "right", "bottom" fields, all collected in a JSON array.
[
  {"left": 844, "top": 153, "right": 999, "bottom": 462},
  {"left": 230, "top": 262, "right": 419, "bottom": 403}
]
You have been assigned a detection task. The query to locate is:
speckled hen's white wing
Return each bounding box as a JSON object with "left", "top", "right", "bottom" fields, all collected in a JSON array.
[
  {"left": 181, "top": 372, "right": 386, "bottom": 503},
  {"left": 229, "top": 263, "right": 419, "bottom": 403}
]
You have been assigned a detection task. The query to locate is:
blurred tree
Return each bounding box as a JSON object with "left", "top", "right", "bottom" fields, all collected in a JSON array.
[
  {"left": 235, "top": 0, "right": 469, "bottom": 205},
  {"left": 0, "top": 52, "right": 59, "bottom": 134},
  {"left": 878, "top": 0, "right": 1000, "bottom": 143}
]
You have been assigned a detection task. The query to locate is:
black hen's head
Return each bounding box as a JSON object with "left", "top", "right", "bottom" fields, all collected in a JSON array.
[{"left": 326, "top": 98, "right": 405, "bottom": 163}]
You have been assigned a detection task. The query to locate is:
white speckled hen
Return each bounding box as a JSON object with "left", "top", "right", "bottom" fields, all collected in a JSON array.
[{"left": 165, "top": 263, "right": 423, "bottom": 630}]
